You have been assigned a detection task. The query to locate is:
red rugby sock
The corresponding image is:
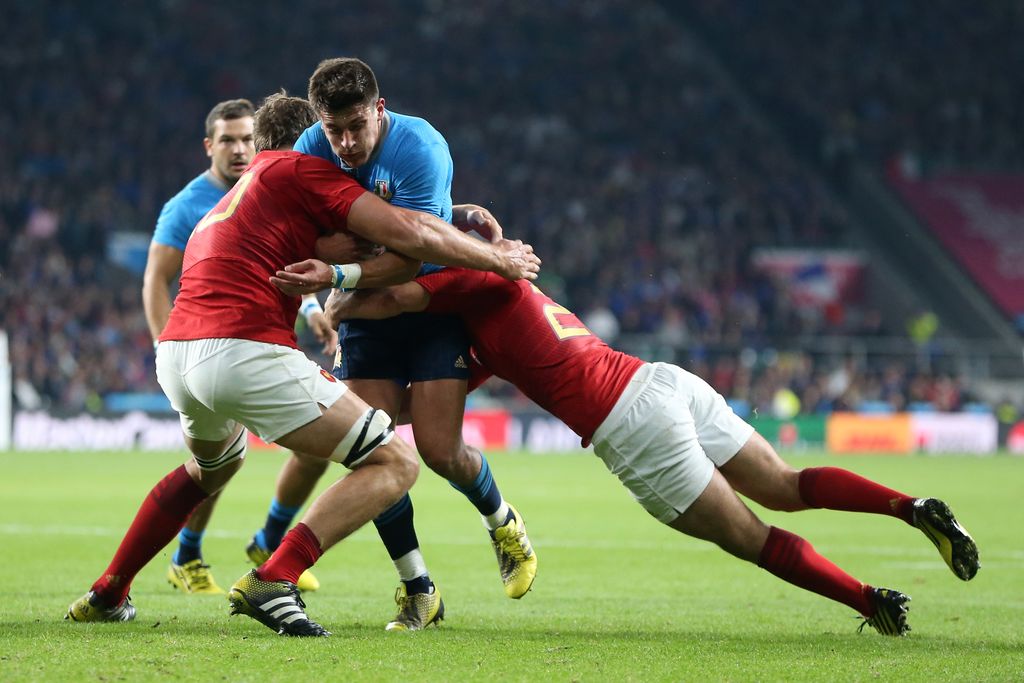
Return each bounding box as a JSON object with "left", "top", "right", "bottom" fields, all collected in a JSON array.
[
  {"left": 798, "top": 467, "right": 916, "bottom": 524},
  {"left": 256, "top": 523, "right": 322, "bottom": 585},
  {"left": 91, "top": 465, "right": 208, "bottom": 604},
  {"left": 758, "top": 526, "right": 875, "bottom": 616}
]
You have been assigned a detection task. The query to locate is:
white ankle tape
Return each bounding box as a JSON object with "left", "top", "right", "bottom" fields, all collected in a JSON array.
[
  {"left": 194, "top": 428, "right": 248, "bottom": 471},
  {"left": 330, "top": 408, "right": 394, "bottom": 468}
]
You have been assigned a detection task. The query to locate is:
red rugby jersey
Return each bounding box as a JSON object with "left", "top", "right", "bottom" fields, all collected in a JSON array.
[
  {"left": 417, "top": 268, "right": 644, "bottom": 443},
  {"left": 161, "top": 151, "right": 366, "bottom": 348}
]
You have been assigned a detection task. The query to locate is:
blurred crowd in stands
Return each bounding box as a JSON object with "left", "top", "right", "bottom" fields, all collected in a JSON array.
[
  {"left": 1, "top": 1, "right": 1017, "bottom": 415},
  {"left": 686, "top": 0, "right": 1024, "bottom": 175}
]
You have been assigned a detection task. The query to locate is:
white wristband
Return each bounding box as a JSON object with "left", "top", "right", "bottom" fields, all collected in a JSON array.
[
  {"left": 299, "top": 296, "right": 323, "bottom": 321},
  {"left": 331, "top": 263, "right": 363, "bottom": 290}
]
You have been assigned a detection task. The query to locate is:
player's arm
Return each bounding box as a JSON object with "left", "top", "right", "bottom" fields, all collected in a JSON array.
[
  {"left": 346, "top": 193, "right": 536, "bottom": 278},
  {"left": 299, "top": 294, "right": 337, "bottom": 355},
  {"left": 273, "top": 196, "right": 538, "bottom": 295},
  {"left": 324, "top": 283, "right": 429, "bottom": 328},
  {"left": 141, "top": 242, "right": 184, "bottom": 342},
  {"left": 314, "top": 232, "right": 422, "bottom": 287}
]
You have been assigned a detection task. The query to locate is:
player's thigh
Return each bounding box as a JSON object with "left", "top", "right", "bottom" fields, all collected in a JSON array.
[
  {"left": 592, "top": 366, "right": 716, "bottom": 524},
  {"left": 717, "top": 431, "right": 804, "bottom": 511},
  {"left": 409, "top": 378, "right": 468, "bottom": 462},
  {"left": 167, "top": 338, "right": 348, "bottom": 446},
  {"left": 182, "top": 425, "right": 247, "bottom": 492},
  {"left": 344, "top": 378, "right": 405, "bottom": 419},
  {"left": 276, "top": 388, "right": 416, "bottom": 481},
  {"left": 667, "top": 468, "right": 769, "bottom": 563},
  {"left": 665, "top": 363, "right": 755, "bottom": 468},
  {"left": 157, "top": 340, "right": 240, "bottom": 444}
]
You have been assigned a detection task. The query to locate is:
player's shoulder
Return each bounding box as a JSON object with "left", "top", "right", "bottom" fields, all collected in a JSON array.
[
  {"left": 387, "top": 110, "right": 449, "bottom": 151},
  {"left": 165, "top": 172, "right": 225, "bottom": 210},
  {"left": 294, "top": 120, "right": 327, "bottom": 146},
  {"left": 157, "top": 172, "right": 224, "bottom": 228}
]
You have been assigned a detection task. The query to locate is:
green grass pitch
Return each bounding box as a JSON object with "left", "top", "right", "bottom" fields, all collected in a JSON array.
[{"left": 1, "top": 449, "right": 1022, "bottom": 681}]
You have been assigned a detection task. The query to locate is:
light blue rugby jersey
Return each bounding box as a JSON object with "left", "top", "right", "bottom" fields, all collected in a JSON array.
[
  {"left": 151, "top": 171, "right": 229, "bottom": 251},
  {"left": 294, "top": 112, "right": 453, "bottom": 276}
]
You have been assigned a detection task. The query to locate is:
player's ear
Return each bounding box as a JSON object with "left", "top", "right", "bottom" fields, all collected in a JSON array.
[
  {"left": 375, "top": 98, "right": 386, "bottom": 115},
  {"left": 204, "top": 137, "right": 214, "bottom": 158}
]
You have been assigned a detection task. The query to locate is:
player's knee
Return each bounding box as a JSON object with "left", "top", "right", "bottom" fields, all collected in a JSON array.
[
  {"left": 392, "top": 440, "right": 420, "bottom": 491},
  {"left": 416, "top": 436, "right": 461, "bottom": 473},
  {"left": 192, "top": 428, "right": 247, "bottom": 475},
  {"left": 291, "top": 451, "right": 331, "bottom": 476},
  {"left": 365, "top": 437, "right": 420, "bottom": 498},
  {"left": 329, "top": 407, "right": 396, "bottom": 469}
]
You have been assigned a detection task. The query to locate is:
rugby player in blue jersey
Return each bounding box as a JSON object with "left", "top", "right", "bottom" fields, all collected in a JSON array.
[
  {"left": 246, "top": 58, "right": 536, "bottom": 630},
  {"left": 143, "top": 99, "right": 331, "bottom": 595}
]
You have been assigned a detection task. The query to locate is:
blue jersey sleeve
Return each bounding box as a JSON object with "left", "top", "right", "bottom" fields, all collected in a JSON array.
[
  {"left": 152, "top": 196, "right": 197, "bottom": 251},
  {"left": 293, "top": 122, "right": 338, "bottom": 164},
  {"left": 390, "top": 142, "right": 453, "bottom": 220}
]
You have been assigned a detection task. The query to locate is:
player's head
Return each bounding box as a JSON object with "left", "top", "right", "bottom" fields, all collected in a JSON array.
[
  {"left": 204, "top": 98, "right": 256, "bottom": 185},
  {"left": 307, "top": 57, "right": 385, "bottom": 169},
  {"left": 253, "top": 91, "right": 319, "bottom": 153}
]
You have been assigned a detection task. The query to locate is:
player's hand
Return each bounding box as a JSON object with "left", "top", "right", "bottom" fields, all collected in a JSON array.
[
  {"left": 307, "top": 310, "right": 338, "bottom": 355},
  {"left": 315, "top": 232, "right": 384, "bottom": 263},
  {"left": 493, "top": 239, "right": 541, "bottom": 281},
  {"left": 325, "top": 289, "right": 356, "bottom": 329},
  {"left": 460, "top": 205, "right": 504, "bottom": 243},
  {"left": 270, "top": 259, "right": 333, "bottom": 295}
]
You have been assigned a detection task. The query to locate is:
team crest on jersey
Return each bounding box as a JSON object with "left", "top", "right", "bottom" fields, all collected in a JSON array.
[
  {"left": 374, "top": 180, "right": 393, "bottom": 201},
  {"left": 320, "top": 368, "right": 337, "bottom": 383}
]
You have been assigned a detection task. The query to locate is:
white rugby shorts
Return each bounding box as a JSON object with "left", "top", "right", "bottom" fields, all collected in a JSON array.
[
  {"left": 156, "top": 338, "right": 347, "bottom": 443},
  {"left": 591, "top": 362, "right": 755, "bottom": 523}
]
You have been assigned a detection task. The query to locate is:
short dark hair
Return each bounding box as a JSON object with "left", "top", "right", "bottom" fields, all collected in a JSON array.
[
  {"left": 205, "top": 98, "right": 255, "bottom": 139},
  {"left": 253, "top": 91, "right": 319, "bottom": 152},
  {"left": 308, "top": 57, "right": 379, "bottom": 114}
]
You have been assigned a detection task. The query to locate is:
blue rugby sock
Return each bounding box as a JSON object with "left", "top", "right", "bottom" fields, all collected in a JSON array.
[
  {"left": 450, "top": 454, "right": 504, "bottom": 518},
  {"left": 258, "top": 499, "right": 303, "bottom": 552},
  {"left": 173, "top": 528, "right": 204, "bottom": 565},
  {"left": 374, "top": 494, "right": 422, "bottom": 561}
]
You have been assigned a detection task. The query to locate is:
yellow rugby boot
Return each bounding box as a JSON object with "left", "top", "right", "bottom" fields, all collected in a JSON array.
[
  {"left": 228, "top": 569, "right": 329, "bottom": 637},
  {"left": 384, "top": 583, "right": 444, "bottom": 632},
  {"left": 490, "top": 504, "right": 537, "bottom": 599},
  {"left": 167, "top": 559, "right": 225, "bottom": 595},
  {"left": 912, "top": 498, "right": 979, "bottom": 581},
  {"left": 65, "top": 591, "right": 136, "bottom": 622}
]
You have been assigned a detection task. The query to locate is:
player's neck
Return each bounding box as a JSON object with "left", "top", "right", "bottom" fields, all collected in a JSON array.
[
  {"left": 206, "top": 167, "right": 233, "bottom": 190},
  {"left": 368, "top": 111, "right": 391, "bottom": 161}
]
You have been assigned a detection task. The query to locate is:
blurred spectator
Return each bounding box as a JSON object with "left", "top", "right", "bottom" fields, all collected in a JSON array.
[{"left": 2, "top": 0, "right": 1009, "bottom": 415}]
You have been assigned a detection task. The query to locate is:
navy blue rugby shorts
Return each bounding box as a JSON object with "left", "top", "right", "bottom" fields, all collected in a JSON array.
[{"left": 332, "top": 311, "right": 470, "bottom": 385}]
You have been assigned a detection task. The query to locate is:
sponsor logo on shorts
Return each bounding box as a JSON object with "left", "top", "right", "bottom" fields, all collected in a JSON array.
[
  {"left": 320, "top": 368, "right": 337, "bottom": 383},
  {"left": 454, "top": 355, "right": 468, "bottom": 369}
]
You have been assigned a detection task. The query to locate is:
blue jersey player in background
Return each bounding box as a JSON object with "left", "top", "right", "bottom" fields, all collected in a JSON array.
[
  {"left": 143, "top": 98, "right": 330, "bottom": 597},
  {"left": 246, "top": 57, "right": 537, "bottom": 631}
]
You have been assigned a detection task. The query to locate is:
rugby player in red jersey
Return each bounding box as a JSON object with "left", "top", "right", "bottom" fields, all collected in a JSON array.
[
  {"left": 272, "top": 263, "right": 980, "bottom": 636},
  {"left": 66, "top": 94, "right": 540, "bottom": 637}
]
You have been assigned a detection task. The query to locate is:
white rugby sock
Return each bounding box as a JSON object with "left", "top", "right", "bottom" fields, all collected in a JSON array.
[
  {"left": 393, "top": 549, "right": 428, "bottom": 581},
  {"left": 483, "top": 500, "right": 511, "bottom": 531}
]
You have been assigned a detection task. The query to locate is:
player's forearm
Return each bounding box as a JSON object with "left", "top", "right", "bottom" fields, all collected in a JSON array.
[
  {"left": 400, "top": 211, "right": 502, "bottom": 272},
  {"left": 141, "top": 278, "right": 173, "bottom": 341},
  {"left": 325, "top": 283, "right": 428, "bottom": 327},
  {"left": 353, "top": 251, "right": 423, "bottom": 288}
]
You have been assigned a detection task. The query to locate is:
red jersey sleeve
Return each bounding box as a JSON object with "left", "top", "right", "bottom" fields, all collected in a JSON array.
[
  {"left": 416, "top": 267, "right": 488, "bottom": 313},
  {"left": 294, "top": 155, "right": 368, "bottom": 233}
]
